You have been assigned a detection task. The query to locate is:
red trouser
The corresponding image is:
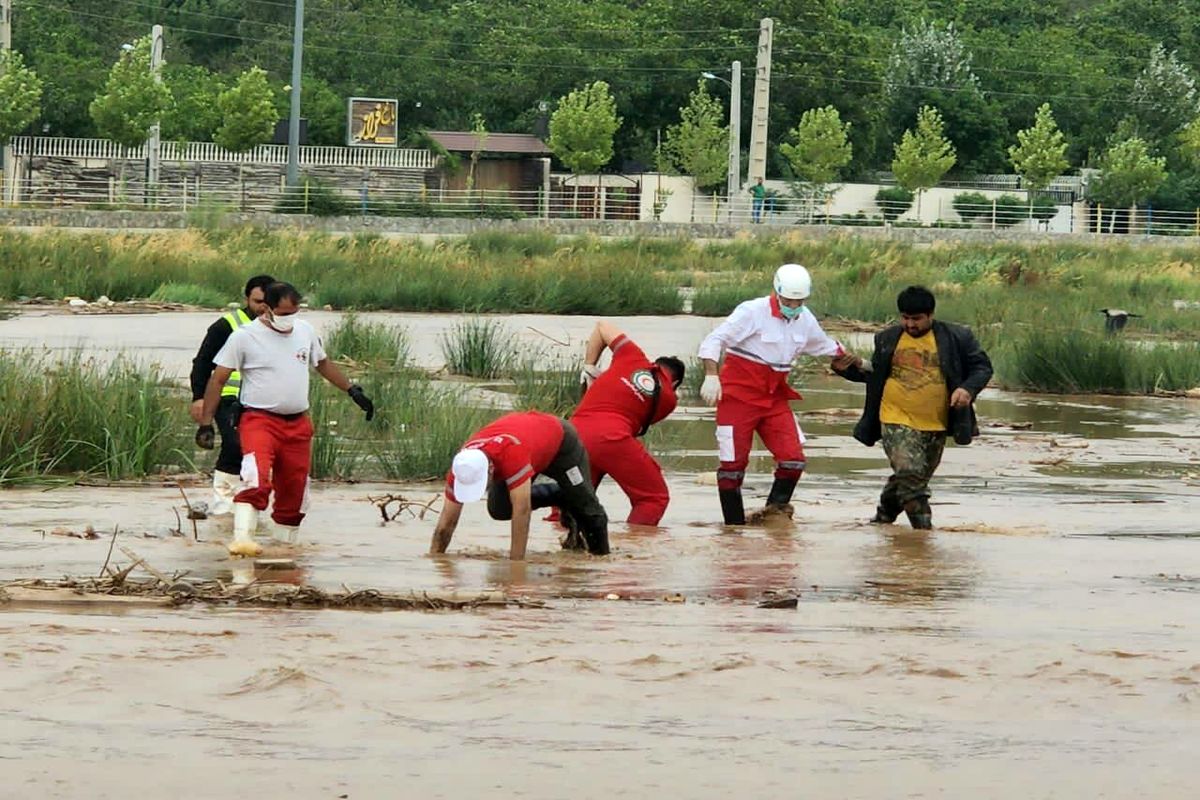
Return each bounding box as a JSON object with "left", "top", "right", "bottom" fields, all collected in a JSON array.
[
  {"left": 578, "top": 425, "right": 670, "bottom": 526},
  {"left": 715, "top": 399, "right": 806, "bottom": 491},
  {"left": 234, "top": 410, "right": 313, "bottom": 526}
]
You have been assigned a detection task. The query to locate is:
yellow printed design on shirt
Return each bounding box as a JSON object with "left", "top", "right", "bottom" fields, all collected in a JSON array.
[{"left": 880, "top": 332, "right": 949, "bottom": 431}]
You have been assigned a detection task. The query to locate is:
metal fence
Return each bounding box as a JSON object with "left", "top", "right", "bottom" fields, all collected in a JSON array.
[
  {"left": 6, "top": 171, "right": 1200, "bottom": 236},
  {"left": 9, "top": 136, "right": 438, "bottom": 169}
]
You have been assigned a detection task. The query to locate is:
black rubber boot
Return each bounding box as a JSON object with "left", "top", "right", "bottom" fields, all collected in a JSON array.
[
  {"left": 530, "top": 482, "right": 562, "bottom": 510},
  {"left": 871, "top": 504, "right": 900, "bottom": 524},
  {"left": 559, "top": 508, "right": 587, "bottom": 551},
  {"left": 719, "top": 489, "right": 746, "bottom": 525},
  {"left": 904, "top": 500, "right": 933, "bottom": 530},
  {"left": 765, "top": 477, "right": 799, "bottom": 508}
]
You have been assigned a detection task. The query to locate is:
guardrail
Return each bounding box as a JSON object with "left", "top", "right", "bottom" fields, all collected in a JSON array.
[
  {"left": 9, "top": 136, "right": 437, "bottom": 169},
  {"left": 5, "top": 175, "right": 1197, "bottom": 235}
]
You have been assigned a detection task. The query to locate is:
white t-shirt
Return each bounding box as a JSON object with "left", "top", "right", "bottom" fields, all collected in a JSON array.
[{"left": 214, "top": 318, "right": 327, "bottom": 414}]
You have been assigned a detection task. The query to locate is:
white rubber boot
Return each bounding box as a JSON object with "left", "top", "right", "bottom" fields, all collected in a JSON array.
[
  {"left": 269, "top": 519, "right": 301, "bottom": 546},
  {"left": 228, "top": 502, "right": 263, "bottom": 557},
  {"left": 208, "top": 471, "right": 239, "bottom": 516}
]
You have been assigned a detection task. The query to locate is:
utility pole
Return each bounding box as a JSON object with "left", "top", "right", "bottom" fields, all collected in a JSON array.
[
  {"left": 3, "top": 0, "right": 14, "bottom": 205},
  {"left": 285, "top": 0, "right": 304, "bottom": 187},
  {"left": 147, "top": 24, "right": 164, "bottom": 196},
  {"left": 746, "top": 17, "right": 773, "bottom": 185},
  {"left": 728, "top": 60, "right": 741, "bottom": 203},
  {"left": 1, "top": 0, "right": 11, "bottom": 51}
]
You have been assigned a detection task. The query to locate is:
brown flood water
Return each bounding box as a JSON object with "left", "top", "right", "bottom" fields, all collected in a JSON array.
[{"left": 1, "top": 310, "right": 1198, "bottom": 798}]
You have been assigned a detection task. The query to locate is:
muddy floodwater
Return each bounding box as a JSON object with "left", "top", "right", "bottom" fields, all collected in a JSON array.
[{"left": 1, "top": 309, "right": 1198, "bottom": 798}]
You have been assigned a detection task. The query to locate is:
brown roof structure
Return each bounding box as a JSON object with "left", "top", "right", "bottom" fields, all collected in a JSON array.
[{"left": 426, "top": 130, "right": 550, "bottom": 155}]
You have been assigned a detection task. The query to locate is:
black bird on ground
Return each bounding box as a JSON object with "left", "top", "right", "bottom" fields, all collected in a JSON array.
[{"left": 1100, "top": 308, "right": 1141, "bottom": 334}]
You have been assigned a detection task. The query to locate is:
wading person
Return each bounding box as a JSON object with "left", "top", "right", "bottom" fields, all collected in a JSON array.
[
  {"left": 190, "top": 274, "right": 275, "bottom": 515},
  {"left": 698, "top": 263, "right": 860, "bottom": 525},
  {"left": 431, "top": 410, "right": 610, "bottom": 561},
  {"left": 198, "top": 282, "right": 375, "bottom": 556},
  {"left": 571, "top": 320, "right": 686, "bottom": 526},
  {"left": 835, "top": 285, "right": 993, "bottom": 529}
]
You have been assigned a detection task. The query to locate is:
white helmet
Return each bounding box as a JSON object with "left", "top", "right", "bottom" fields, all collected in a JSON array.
[{"left": 773, "top": 263, "right": 812, "bottom": 300}]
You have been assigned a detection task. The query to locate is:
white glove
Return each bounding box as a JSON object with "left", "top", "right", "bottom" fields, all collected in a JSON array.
[
  {"left": 700, "top": 374, "right": 722, "bottom": 405},
  {"left": 580, "top": 364, "right": 602, "bottom": 389}
]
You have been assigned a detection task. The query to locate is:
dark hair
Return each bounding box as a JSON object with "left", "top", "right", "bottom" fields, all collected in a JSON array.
[
  {"left": 655, "top": 356, "right": 686, "bottom": 388},
  {"left": 264, "top": 281, "right": 303, "bottom": 309},
  {"left": 897, "top": 285, "right": 936, "bottom": 315},
  {"left": 243, "top": 274, "right": 275, "bottom": 297}
]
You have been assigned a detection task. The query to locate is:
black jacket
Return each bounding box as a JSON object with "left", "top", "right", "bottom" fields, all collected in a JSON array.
[
  {"left": 836, "top": 320, "right": 993, "bottom": 447},
  {"left": 189, "top": 308, "right": 250, "bottom": 400}
]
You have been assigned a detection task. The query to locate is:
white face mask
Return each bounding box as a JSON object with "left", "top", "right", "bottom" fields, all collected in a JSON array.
[{"left": 270, "top": 312, "right": 296, "bottom": 333}]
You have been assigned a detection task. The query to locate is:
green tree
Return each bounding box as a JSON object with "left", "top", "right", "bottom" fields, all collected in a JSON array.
[
  {"left": 161, "top": 64, "right": 226, "bottom": 142},
  {"left": 1089, "top": 137, "right": 1167, "bottom": 209},
  {"left": 549, "top": 80, "right": 622, "bottom": 216},
  {"left": 1009, "top": 103, "right": 1070, "bottom": 193},
  {"left": 88, "top": 35, "right": 173, "bottom": 149},
  {"left": 780, "top": 105, "right": 852, "bottom": 218},
  {"left": 214, "top": 67, "right": 279, "bottom": 153},
  {"left": 549, "top": 80, "right": 621, "bottom": 174},
  {"left": 0, "top": 51, "right": 44, "bottom": 142},
  {"left": 892, "top": 105, "right": 957, "bottom": 216},
  {"left": 662, "top": 80, "right": 728, "bottom": 192}
]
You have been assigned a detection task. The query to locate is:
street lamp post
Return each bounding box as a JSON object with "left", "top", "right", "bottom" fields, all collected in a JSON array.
[{"left": 702, "top": 60, "right": 741, "bottom": 217}]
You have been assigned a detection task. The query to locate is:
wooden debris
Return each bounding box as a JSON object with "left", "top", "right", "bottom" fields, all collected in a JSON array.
[
  {"left": 0, "top": 576, "right": 544, "bottom": 611},
  {"left": 367, "top": 493, "right": 442, "bottom": 523}
]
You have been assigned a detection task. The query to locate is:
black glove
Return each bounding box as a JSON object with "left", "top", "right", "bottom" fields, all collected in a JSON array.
[
  {"left": 348, "top": 384, "right": 375, "bottom": 421},
  {"left": 195, "top": 424, "right": 215, "bottom": 450}
]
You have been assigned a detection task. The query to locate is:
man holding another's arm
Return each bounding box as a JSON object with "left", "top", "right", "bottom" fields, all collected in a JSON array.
[{"left": 835, "top": 285, "right": 992, "bottom": 529}]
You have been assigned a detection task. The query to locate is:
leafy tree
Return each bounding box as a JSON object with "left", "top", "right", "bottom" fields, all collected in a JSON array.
[
  {"left": 662, "top": 80, "right": 727, "bottom": 192},
  {"left": 0, "top": 51, "right": 43, "bottom": 141},
  {"left": 892, "top": 106, "right": 957, "bottom": 215},
  {"left": 161, "top": 64, "right": 226, "bottom": 142},
  {"left": 1009, "top": 103, "right": 1069, "bottom": 192},
  {"left": 885, "top": 20, "right": 979, "bottom": 99},
  {"left": 214, "top": 66, "right": 279, "bottom": 153},
  {"left": 88, "top": 35, "right": 173, "bottom": 149},
  {"left": 781, "top": 105, "right": 852, "bottom": 217},
  {"left": 1130, "top": 44, "right": 1200, "bottom": 145},
  {"left": 466, "top": 113, "right": 487, "bottom": 196},
  {"left": 549, "top": 80, "right": 622, "bottom": 175},
  {"left": 549, "top": 80, "right": 622, "bottom": 216},
  {"left": 1089, "top": 137, "right": 1167, "bottom": 209}
]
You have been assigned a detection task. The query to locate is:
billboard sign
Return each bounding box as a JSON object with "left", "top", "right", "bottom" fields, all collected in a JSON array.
[{"left": 347, "top": 98, "right": 398, "bottom": 147}]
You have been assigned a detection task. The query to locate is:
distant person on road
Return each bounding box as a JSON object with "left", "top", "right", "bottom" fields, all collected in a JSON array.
[
  {"left": 431, "top": 411, "right": 610, "bottom": 561},
  {"left": 698, "top": 263, "right": 861, "bottom": 525},
  {"left": 570, "top": 320, "right": 686, "bottom": 526},
  {"left": 835, "top": 285, "right": 993, "bottom": 529},
  {"left": 198, "top": 282, "right": 375, "bottom": 556},
  {"left": 189, "top": 274, "right": 274, "bottom": 516},
  {"left": 751, "top": 178, "right": 766, "bottom": 224}
]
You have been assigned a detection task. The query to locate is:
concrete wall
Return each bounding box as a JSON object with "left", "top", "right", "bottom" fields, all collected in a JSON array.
[{"left": 3, "top": 207, "right": 1196, "bottom": 246}]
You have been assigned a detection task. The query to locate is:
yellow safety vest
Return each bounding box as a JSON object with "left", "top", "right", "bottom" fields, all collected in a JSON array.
[{"left": 220, "top": 309, "right": 252, "bottom": 397}]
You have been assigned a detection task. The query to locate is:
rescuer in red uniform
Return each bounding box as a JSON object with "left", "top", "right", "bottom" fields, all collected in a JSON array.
[
  {"left": 698, "top": 264, "right": 861, "bottom": 525},
  {"left": 570, "top": 320, "right": 686, "bottom": 526}
]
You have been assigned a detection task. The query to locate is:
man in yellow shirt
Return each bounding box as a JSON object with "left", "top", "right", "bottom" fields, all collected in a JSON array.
[{"left": 836, "top": 286, "right": 992, "bottom": 528}]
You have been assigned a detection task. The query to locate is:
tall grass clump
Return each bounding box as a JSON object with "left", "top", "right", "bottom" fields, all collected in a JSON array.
[
  {"left": 460, "top": 230, "right": 559, "bottom": 257},
  {"left": 324, "top": 313, "right": 411, "bottom": 368},
  {"left": 148, "top": 282, "right": 230, "bottom": 308},
  {"left": 0, "top": 351, "right": 189, "bottom": 483},
  {"left": 363, "top": 372, "right": 497, "bottom": 480},
  {"left": 508, "top": 353, "right": 581, "bottom": 416},
  {"left": 440, "top": 319, "right": 515, "bottom": 378},
  {"left": 992, "top": 328, "right": 1200, "bottom": 394}
]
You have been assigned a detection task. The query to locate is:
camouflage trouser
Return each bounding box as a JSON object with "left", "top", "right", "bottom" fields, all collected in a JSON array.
[{"left": 878, "top": 423, "right": 946, "bottom": 520}]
